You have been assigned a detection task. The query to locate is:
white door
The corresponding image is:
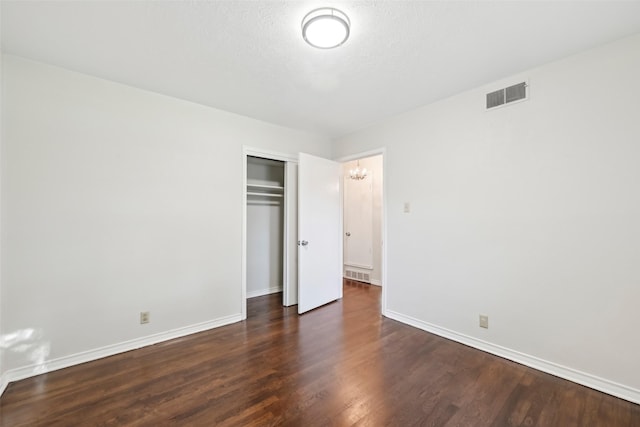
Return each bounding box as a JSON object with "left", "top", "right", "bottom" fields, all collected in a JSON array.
[
  {"left": 344, "top": 174, "right": 373, "bottom": 270},
  {"left": 298, "top": 153, "right": 343, "bottom": 314}
]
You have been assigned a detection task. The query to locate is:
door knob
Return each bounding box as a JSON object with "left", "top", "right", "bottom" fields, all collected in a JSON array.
[
  {"left": 345, "top": 232, "right": 351, "bottom": 236},
  {"left": 298, "top": 240, "right": 309, "bottom": 246}
]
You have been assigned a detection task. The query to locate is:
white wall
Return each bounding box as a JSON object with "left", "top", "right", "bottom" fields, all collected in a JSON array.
[
  {"left": 334, "top": 33, "right": 640, "bottom": 401},
  {"left": 343, "top": 156, "right": 383, "bottom": 284},
  {"left": 247, "top": 202, "right": 283, "bottom": 297},
  {"left": 0, "top": 20, "right": 4, "bottom": 393},
  {"left": 1, "top": 55, "right": 330, "bottom": 376}
]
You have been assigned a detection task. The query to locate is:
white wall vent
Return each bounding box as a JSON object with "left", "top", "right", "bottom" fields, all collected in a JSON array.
[
  {"left": 344, "top": 269, "right": 371, "bottom": 284},
  {"left": 486, "top": 82, "right": 528, "bottom": 110}
]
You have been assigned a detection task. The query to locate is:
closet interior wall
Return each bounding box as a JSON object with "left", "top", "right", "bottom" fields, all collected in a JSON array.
[{"left": 246, "top": 156, "right": 285, "bottom": 298}]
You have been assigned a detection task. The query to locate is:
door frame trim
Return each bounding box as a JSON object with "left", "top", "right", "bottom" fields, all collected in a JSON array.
[{"left": 335, "top": 147, "right": 388, "bottom": 316}]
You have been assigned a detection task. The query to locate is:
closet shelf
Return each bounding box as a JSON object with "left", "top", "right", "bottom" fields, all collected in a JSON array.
[{"left": 247, "top": 192, "right": 283, "bottom": 198}]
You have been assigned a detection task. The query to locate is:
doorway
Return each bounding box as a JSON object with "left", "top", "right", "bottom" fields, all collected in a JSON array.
[
  {"left": 242, "top": 147, "right": 298, "bottom": 320},
  {"left": 246, "top": 156, "right": 285, "bottom": 299},
  {"left": 342, "top": 154, "right": 384, "bottom": 290}
]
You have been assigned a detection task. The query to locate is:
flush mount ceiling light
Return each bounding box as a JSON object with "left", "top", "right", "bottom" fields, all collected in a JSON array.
[{"left": 302, "top": 8, "right": 350, "bottom": 49}]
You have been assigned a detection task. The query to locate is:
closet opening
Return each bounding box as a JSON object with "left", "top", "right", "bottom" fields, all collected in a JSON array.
[
  {"left": 246, "top": 156, "right": 285, "bottom": 304},
  {"left": 243, "top": 150, "right": 298, "bottom": 320}
]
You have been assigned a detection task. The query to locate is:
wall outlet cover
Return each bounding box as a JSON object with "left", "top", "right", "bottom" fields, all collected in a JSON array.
[{"left": 140, "top": 311, "right": 150, "bottom": 324}]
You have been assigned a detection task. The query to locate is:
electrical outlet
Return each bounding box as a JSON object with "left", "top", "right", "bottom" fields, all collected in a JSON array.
[
  {"left": 140, "top": 311, "right": 150, "bottom": 324},
  {"left": 479, "top": 315, "right": 489, "bottom": 329}
]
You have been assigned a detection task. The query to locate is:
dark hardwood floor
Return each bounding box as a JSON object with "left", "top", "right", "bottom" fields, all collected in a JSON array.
[{"left": 1, "top": 279, "right": 638, "bottom": 426}]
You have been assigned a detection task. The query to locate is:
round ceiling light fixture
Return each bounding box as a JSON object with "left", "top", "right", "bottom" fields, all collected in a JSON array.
[{"left": 302, "top": 8, "right": 350, "bottom": 49}]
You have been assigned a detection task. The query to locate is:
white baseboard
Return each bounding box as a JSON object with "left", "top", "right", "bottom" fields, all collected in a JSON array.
[
  {"left": 0, "top": 372, "right": 8, "bottom": 397},
  {"left": 247, "top": 286, "right": 282, "bottom": 298},
  {"left": 369, "top": 279, "right": 382, "bottom": 286},
  {"left": 1, "top": 313, "right": 242, "bottom": 392},
  {"left": 385, "top": 310, "right": 640, "bottom": 405}
]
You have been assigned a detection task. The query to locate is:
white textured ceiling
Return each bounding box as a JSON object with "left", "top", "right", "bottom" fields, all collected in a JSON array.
[{"left": 3, "top": 1, "right": 640, "bottom": 138}]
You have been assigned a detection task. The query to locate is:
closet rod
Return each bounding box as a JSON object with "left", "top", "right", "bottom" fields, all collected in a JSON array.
[
  {"left": 246, "top": 192, "right": 283, "bottom": 198},
  {"left": 247, "top": 183, "right": 284, "bottom": 190}
]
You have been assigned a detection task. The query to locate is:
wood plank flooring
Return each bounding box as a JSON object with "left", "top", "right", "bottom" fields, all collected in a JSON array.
[{"left": 1, "top": 279, "right": 639, "bottom": 426}]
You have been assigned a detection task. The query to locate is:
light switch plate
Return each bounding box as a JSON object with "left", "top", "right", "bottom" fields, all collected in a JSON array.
[{"left": 479, "top": 315, "right": 489, "bottom": 329}]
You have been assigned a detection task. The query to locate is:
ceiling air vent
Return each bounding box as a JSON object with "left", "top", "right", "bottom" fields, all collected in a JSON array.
[{"left": 486, "top": 82, "right": 528, "bottom": 110}]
